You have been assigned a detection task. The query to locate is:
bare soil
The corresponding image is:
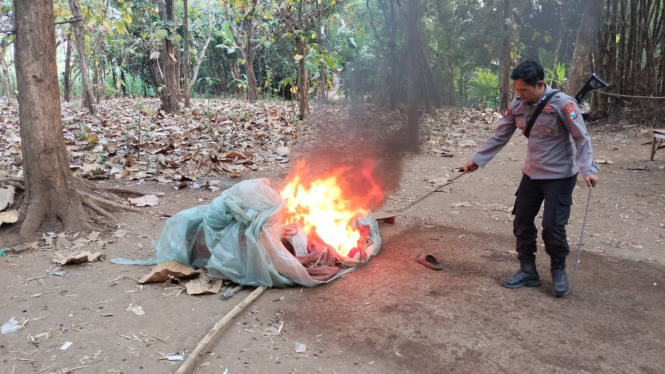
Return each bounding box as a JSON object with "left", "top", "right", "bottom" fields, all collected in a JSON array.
[{"left": 1, "top": 104, "right": 664, "bottom": 374}]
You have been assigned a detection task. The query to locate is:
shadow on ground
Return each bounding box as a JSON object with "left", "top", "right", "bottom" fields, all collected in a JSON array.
[{"left": 280, "top": 223, "right": 665, "bottom": 374}]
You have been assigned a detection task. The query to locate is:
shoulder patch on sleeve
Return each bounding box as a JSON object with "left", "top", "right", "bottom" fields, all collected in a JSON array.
[{"left": 562, "top": 102, "right": 579, "bottom": 120}]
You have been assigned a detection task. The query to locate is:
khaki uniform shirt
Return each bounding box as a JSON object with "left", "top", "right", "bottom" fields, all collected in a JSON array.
[{"left": 472, "top": 85, "right": 601, "bottom": 179}]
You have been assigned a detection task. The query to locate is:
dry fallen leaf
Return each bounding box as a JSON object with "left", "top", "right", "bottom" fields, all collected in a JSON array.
[
  {"left": 113, "top": 229, "right": 128, "bottom": 238},
  {"left": 0, "top": 186, "right": 16, "bottom": 211},
  {"left": 451, "top": 201, "right": 472, "bottom": 208},
  {"left": 128, "top": 194, "right": 159, "bottom": 207},
  {"left": 0, "top": 210, "right": 19, "bottom": 226},
  {"left": 424, "top": 176, "right": 449, "bottom": 185},
  {"left": 125, "top": 154, "right": 136, "bottom": 167}
]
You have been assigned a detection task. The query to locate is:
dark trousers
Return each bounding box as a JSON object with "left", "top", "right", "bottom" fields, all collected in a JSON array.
[{"left": 512, "top": 173, "right": 577, "bottom": 262}]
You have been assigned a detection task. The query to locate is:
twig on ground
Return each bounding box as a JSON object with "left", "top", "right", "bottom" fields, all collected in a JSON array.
[
  {"left": 36, "top": 365, "right": 55, "bottom": 374},
  {"left": 175, "top": 286, "right": 267, "bottom": 374},
  {"left": 113, "top": 342, "right": 135, "bottom": 351}
]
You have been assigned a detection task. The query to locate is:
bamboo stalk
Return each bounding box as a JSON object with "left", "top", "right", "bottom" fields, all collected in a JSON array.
[{"left": 175, "top": 286, "right": 267, "bottom": 374}]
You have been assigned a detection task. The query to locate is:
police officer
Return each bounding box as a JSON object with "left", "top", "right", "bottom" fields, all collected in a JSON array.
[{"left": 464, "top": 60, "right": 599, "bottom": 297}]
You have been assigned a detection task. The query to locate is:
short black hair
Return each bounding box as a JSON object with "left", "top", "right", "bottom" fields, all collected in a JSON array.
[{"left": 511, "top": 60, "right": 544, "bottom": 86}]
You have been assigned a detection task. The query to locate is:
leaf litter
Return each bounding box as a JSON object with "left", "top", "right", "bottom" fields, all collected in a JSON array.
[{"left": 0, "top": 98, "right": 307, "bottom": 186}]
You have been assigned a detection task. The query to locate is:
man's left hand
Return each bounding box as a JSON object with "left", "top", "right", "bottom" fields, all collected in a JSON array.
[{"left": 583, "top": 174, "right": 599, "bottom": 188}]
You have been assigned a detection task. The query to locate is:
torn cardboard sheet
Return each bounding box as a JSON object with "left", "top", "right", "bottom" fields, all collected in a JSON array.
[
  {"left": 185, "top": 273, "right": 224, "bottom": 295},
  {"left": 52, "top": 251, "right": 106, "bottom": 266},
  {"left": 138, "top": 261, "right": 199, "bottom": 284}
]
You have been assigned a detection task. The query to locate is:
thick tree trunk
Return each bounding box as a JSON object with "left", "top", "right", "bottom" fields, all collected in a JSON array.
[
  {"left": 183, "top": 0, "right": 190, "bottom": 107},
  {"left": 67, "top": 0, "right": 95, "bottom": 114},
  {"left": 157, "top": 0, "right": 180, "bottom": 113},
  {"left": 499, "top": 0, "right": 512, "bottom": 112},
  {"left": 245, "top": 16, "right": 260, "bottom": 102},
  {"left": 64, "top": 34, "right": 72, "bottom": 102},
  {"left": 295, "top": 36, "right": 309, "bottom": 119},
  {"left": 405, "top": 0, "right": 420, "bottom": 153},
  {"left": 567, "top": 0, "right": 604, "bottom": 95},
  {"left": 15, "top": 0, "right": 89, "bottom": 238}
]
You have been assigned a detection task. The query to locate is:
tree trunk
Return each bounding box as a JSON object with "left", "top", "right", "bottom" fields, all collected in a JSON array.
[
  {"left": 387, "top": 0, "right": 399, "bottom": 106},
  {"left": 130, "top": 68, "right": 137, "bottom": 96},
  {"left": 111, "top": 60, "right": 118, "bottom": 95},
  {"left": 0, "top": 47, "right": 12, "bottom": 99},
  {"left": 567, "top": 0, "right": 604, "bottom": 95},
  {"left": 189, "top": 33, "right": 212, "bottom": 92},
  {"left": 148, "top": 56, "right": 167, "bottom": 101},
  {"left": 67, "top": 0, "right": 96, "bottom": 114},
  {"left": 405, "top": 0, "right": 420, "bottom": 153},
  {"left": 603, "top": 0, "right": 617, "bottom": 100},
  {"left": 617, "top": 0, "right": 627, "bottom": 94},
  {"left": 318, "top": 1, "right": 327, "bottom": 101},
  {"left": 183, "top": 0, "right": 191, "bottom": 107},
  {"left": 295, "top": 36, "right": 309, "bottom": 119},
  {"left": 499, "top": 0, "right": 512, "bottom": 112},
  {"left": 245, "top": 15, "right": 260, "bottom": 102},
  {"left": 15, "top": 0, "right": 90, "bottom": 238},
  {"left": 119, "top": 57, "right": 127, "bottom": 96},
  {"left": 157, "top": 0, "right": 180, "bottom": 113},
  {"left": 435, "top": 0, "right": 456, "bottom": 105},
  {"left": 64, "top": 34, "right": 72, "bottom": 102},
  {"left": 550, "top": 17, "right": 565, "bottom": 86},
  {"left": 93, "top": 58, "right": 102, "bottom": 103},
  {"left": 420, "top": 46, "right": 442, "bottom": 107}
]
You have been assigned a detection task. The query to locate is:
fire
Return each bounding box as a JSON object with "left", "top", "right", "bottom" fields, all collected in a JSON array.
[{"left": 279, "top": 159, "right": 384, "bottom": 257}]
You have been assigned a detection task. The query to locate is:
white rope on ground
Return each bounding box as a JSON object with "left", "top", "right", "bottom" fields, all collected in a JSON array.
[{"left": 596, "top": 91, "right": 665, "bottom": 100}]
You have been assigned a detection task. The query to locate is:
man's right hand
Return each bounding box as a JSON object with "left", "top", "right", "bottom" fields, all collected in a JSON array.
[{"left": 464, "top": 160, "right": 479, "bottom": 173}]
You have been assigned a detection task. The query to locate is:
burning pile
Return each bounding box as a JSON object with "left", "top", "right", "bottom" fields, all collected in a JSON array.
[
  {"left": 118, "top": 159, "right": 385, "bottom": 288},
  {"left": 278, "top": 160, "right": 384, "bottom": 281}
]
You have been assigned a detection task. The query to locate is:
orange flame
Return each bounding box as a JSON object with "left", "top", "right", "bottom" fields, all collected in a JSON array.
[{"left": 279, "top": 159, "right": 384, "bottom": 257}]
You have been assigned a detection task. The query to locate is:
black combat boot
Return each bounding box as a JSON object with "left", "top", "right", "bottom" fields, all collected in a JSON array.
[
  {"left": 551, "top": 258, "right": 569, "bottom": 297},
  {"left": 501, "top": 254, "right": 541, "bottom": 289}
]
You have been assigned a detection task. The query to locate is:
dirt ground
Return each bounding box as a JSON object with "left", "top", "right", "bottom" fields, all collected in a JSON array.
[{"left": 1, "top": 103, "right": 664, "bottom": 374}]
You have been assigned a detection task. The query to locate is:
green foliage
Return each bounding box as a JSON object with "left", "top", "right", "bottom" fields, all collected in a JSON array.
[
  {"left": 467, "top": 68, "right": 500, "bottom": 108},
  {"left": 544, "top": 63, "right": 566, "bottom": 87},
  {"left": 37, "top": 0, "right": 591, "bottom": 106}
]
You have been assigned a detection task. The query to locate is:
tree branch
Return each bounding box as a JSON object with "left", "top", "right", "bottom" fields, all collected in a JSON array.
[{"left": 55, "top": 18, "right": 82, "bottom": 25}]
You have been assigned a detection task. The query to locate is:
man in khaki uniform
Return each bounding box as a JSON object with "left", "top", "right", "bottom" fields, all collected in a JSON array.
[{"left": 465, "top": 61, "right": 599, "bottom": 297}]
